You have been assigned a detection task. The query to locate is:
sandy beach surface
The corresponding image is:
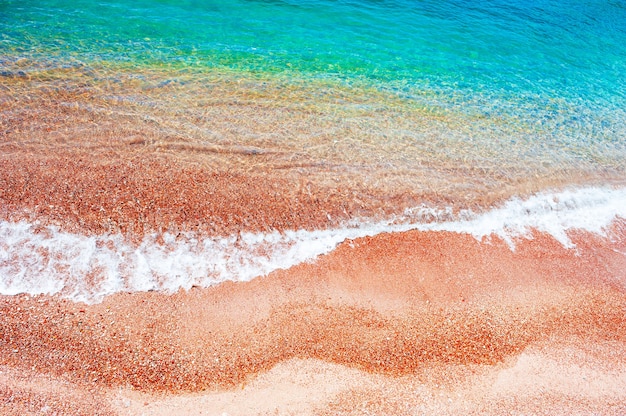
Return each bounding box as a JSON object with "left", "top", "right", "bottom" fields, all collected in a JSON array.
[{"left": 1, "top": 214, "right": 625, "bottom": 415}]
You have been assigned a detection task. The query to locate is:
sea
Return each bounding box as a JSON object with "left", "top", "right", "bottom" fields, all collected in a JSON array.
[{"left": 1, "top": 0, "right": 625, "bottom": 303}]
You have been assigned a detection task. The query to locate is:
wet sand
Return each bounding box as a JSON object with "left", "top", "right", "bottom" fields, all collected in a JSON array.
[
  {"left": 0, "top": 152, "right": 421, "bottom": 237},
  {"left": 1, "top": 221, "right": 625, "bottom": 415}
]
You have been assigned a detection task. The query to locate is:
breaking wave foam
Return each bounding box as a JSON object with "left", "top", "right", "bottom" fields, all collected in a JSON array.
[{"left": 1, "top": 187, "right": 625, "bottom": 303}]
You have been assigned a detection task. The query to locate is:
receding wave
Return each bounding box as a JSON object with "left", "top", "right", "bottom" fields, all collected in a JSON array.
[{"left": 1, "top": 186, "right": 625, "bottom": 303}]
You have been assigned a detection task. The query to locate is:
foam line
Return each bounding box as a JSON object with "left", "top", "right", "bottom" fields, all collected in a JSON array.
[
  {"left": 425, "top": 187, "right": 626, "bottom": 248},
  {"left": 1, "top": 187, "right": 625, "bottom": 303}
]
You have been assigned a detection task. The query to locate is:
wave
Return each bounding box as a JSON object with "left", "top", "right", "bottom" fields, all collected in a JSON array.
[{"left": 1, "top": 186, "right": 625, "bottom": 303}]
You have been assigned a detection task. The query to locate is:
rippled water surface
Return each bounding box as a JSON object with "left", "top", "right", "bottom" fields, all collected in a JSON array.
[{"left": 4, "top": 0, "right": 626, "bottom": 136}]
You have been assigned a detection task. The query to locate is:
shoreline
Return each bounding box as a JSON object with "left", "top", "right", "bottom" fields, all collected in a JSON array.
[{"left": 2, "top": 183, "right": 625, "bottom": 303}]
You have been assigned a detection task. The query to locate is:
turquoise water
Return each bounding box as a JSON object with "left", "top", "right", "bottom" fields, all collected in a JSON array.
[
  {"left": 2, "top": 0, "right": 626, "bottom": 167},
  {"left": 4, "top": 0, "right": 626, "bottom": 100}
]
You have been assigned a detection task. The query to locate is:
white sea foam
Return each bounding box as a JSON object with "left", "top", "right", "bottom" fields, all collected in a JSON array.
[
  {"left": 1, "top": 186, "right": 625, "bottom": 303},
  {"left": 424, "top": 186, "right": 626, "bottom": 248}
]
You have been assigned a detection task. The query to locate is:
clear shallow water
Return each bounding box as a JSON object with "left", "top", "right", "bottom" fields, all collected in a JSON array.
[
  {"left": 3, "top": 0, "right": 626, "bottom": 126},
  {"left": 2, "top": 0, "right": 626, "bottom": 186},
  {"left": 1, "top": 1, "right": 626, "bottom": 301}
]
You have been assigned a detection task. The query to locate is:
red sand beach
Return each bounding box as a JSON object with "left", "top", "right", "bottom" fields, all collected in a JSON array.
[
  {"left": 1, "top": 225, "right": 626, "bottom": 415},
  {"left": 1, "top": 155, "right": 626, "bottom": 414}
]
